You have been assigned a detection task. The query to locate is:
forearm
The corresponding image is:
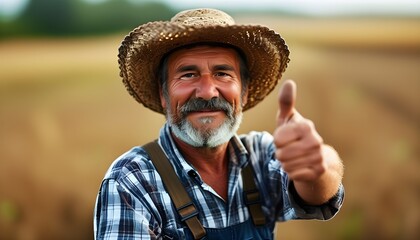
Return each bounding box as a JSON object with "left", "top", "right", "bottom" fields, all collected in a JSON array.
[{"left": 293, "top": 144, "right": 344, "bottom": 205}]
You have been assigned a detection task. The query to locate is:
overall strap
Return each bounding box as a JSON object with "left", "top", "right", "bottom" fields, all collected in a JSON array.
[
  {"left": 242, "top": 162, "right": 267, "bottom": 226},
  {"left": 142, "top": 141, "right": 206, "bottom": 240}
]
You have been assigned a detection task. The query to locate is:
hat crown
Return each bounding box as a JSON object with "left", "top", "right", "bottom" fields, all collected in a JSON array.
[{"left": 171, "top": 8, "right": 235, "bottom": 27}]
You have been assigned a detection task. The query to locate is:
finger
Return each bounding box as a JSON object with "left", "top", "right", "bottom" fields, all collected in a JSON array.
[
  {"left": 276, "top": 148, "right": 323, "bottom": 170},
  {"left": 276, "top": 126, "right": 323, "bottom": 158},
  {"left": 276, "top": 141, "right": 322, "bottom": 162},
  {"left": 277, "top": 79, "right": 297, "bottom": 126},
  {"left": 274, "top": 118, "right": 320, "bottom": 147},
  {"left": 273, "top": 122, "right": 301, "bottom": 147},
  {"left": 290, "top": 110, "right": 304, "bottom": 123}
]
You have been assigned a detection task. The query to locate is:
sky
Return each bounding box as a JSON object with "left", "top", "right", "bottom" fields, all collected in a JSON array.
[{"left": 1, "top": 0, "right": 420, "bottom": 19}]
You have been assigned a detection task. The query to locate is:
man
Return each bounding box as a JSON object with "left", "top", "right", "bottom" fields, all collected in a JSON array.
[{"left": 94, "top": 8, "right": 344, "bottom": 240}]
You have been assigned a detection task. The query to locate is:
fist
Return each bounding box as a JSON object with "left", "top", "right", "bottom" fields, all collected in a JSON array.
[{"left": 273, "top": 80, "right": 326, "bottom": 182}]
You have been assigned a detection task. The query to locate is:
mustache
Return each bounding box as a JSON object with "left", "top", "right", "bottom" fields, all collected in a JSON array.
[{"left": 179, "top": 97, "right": 234, "bottom": 116}]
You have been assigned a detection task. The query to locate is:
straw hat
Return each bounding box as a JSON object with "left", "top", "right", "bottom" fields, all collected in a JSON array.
[{"left": 118, "top": 8, "right": 290, "bottom": 114}]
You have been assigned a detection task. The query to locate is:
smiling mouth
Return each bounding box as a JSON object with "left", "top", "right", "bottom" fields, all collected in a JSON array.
[
  {"left": 189, "top": 109, "right": 224, "bottom": 115},
  {"left": 185, "top": 107, "right": 225, "bottom": 113},
  {"left": 196, "top": 108, "right": 221, "bottom": 112}
]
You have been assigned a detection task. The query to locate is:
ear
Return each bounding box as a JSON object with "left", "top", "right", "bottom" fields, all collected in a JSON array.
[
  {"left": 159, "top": 88, "right": 167, "bottom": 109},
  {"left": 241, "top": 89, "right": 248, "bottom": 107},
  {"left": 159, "top": 87, "right": 166, "bottom": 109}
]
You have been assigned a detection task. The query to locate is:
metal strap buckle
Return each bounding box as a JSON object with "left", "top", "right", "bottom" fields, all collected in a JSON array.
[
  {"left": 244, "top": 189, "right": 261, "bottom": 205},
  {"left": 177, "top": 202, "right": 199, "bottom": 222}
]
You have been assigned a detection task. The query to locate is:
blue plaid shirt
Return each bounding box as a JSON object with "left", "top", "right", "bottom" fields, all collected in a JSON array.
[{"left": 94, "top": 124, "right": 344, "bottom": 239}]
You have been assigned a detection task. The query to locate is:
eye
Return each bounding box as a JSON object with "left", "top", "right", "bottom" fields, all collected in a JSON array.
[
  {"left": 215, "top": 72, "right": 231, "bottom": 77},
  {"left": 180, "top": 73, "right": 196, "bottom": 80}
]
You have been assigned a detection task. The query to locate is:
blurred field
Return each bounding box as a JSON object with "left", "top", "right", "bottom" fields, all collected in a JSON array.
[{"left": 0, "top": 17, "right": 419, "bottom": 240}]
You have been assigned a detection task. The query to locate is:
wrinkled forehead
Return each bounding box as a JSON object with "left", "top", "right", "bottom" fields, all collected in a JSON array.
[
  {"left": 168, "top": 45, "right": 240, "bottom": 65},
  {"left": 162, "top": 42, "right": 248, "bottom": 67}
]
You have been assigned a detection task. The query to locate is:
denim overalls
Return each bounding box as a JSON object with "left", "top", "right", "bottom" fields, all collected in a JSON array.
[{"left": 183, "top": 218, "right": 273, "bottom": 240}]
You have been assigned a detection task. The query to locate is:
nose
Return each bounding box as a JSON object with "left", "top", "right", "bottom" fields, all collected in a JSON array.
[{"left": 195, "top": 74, "right": 219, "bottom": 100}]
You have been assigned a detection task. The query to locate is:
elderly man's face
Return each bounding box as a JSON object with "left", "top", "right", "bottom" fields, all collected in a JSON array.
[{"left": 161, "top": 45, "right": 247, "bottom": 147}]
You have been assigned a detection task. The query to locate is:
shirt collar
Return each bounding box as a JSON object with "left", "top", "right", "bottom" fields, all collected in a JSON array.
[
  {"left": 158, "top": 123, "right": 196, "bottom": 175},
  {"left": 228, "top": 134, "right": 249, "bottom": 167}
]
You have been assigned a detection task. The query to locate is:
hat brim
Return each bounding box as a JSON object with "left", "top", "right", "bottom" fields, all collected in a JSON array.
[{"left": 118, "top": 21, "right": 290, "bottom": 114}]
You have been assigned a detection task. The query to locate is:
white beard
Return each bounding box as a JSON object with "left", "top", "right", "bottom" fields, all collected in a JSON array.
[{"left": 167, "top": 110, "right": 243, "bottom": 148}]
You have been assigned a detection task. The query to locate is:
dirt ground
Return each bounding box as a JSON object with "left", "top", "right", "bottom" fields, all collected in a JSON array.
[{"left": 0, "top": 17, "right": 419, "bottom": 239}]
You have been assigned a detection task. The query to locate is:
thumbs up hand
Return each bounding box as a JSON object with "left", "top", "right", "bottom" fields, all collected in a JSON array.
[{"left": 273, "top": 80, "right": 326, "bottom": 183}]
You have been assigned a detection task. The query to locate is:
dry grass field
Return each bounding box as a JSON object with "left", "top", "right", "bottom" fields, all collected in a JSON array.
[{"left": 0, "top": 17, "right": 419, "bottom": 239}]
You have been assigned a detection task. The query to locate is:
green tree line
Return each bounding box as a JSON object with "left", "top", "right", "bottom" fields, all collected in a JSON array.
[{"left": 0, "top": 0, "right": 177, "bottom": 38}]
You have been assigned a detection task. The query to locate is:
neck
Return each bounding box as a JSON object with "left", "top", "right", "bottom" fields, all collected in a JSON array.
[{"left": 171, "top": 132, "right": 231, "bottom": 201}]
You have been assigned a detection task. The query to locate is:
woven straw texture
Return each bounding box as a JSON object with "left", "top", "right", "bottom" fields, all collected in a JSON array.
[{"left": 118, "top": 8, "right": 290, "bottom": 114}]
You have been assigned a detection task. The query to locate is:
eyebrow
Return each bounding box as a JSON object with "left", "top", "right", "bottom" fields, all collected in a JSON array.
[
  {"left": 213, "top": 64, "right": 235, "bottom": 71},
  {"left": 177, "top": 65, "right": 199, "bottom": 73}
]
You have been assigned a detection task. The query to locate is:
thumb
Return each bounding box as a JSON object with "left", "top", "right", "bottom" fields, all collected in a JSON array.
[{"left": 277, "top": 79, "right": 297, "bottom": 126}]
